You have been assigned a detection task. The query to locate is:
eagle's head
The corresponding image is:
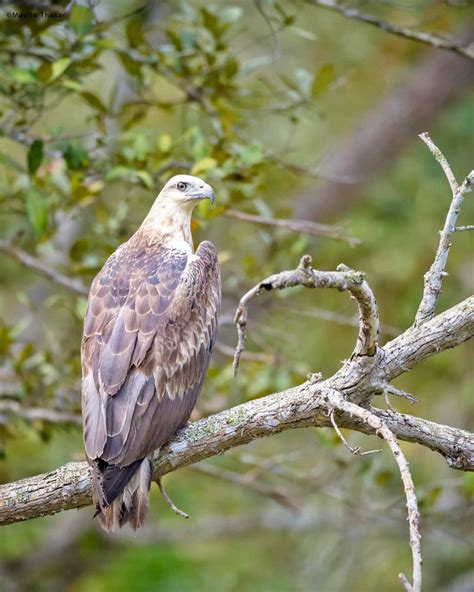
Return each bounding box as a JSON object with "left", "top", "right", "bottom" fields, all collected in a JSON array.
[{"left": 159, "top": 174, "right": 215, "bottom": 207}]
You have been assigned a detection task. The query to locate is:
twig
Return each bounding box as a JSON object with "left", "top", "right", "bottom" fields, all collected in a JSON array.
[
  {"left": 305, "top": 0, "right": 474, "bottom": 61},
  {"left": 0, "top": 400, "right": 81, "bottom": 427},
  {"left": 233, "top": 255, "right": 379, "bottom": 374},
  {"left": 326, "top": 391, "right": 422, "bottom": 592},
  {"left": 284, "top": 304, "right": 400, "bottom": 337},
  {"left": 0, "top": 241, "right": 88, "bottom": 297},
  {"left": 155, "top": 477, "right": 189, "bottom": 519},
  {"left": 329, "top": 410, "right": 382, "bottom": 456},
  {"left": 385, "top": 386, "right": 419, "bottom": 405},
  {"left": 214, "top": 341, "right": 275, "bottom": 364},
  {"left": 454, "top": 225, "right": 474, "bottom": 232},
  {"left": 191, "top": 463, "right": 299, "bottom": 510},
  {"left": 223, "top": 209, "right": 361, "bottom": 246},
  {"left": 415, "top": 133, "right": 473, "bottom": 325}
]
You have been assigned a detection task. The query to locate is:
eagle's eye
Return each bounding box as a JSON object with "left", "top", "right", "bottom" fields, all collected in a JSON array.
[{"left": 177, "top": 182, "right": 187, "bottom": 192}]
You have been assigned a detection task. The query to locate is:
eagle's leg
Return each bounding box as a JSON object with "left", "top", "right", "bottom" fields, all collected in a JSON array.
[{"left": 155, "top": 477, "right": 189, "bottom": 519}]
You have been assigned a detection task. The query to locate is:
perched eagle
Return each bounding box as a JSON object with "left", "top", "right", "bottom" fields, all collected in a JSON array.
[{"left": 81, "top": 175, "right": 221, "bottom": 531}]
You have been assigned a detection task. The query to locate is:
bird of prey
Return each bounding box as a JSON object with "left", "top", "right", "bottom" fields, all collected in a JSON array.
[{"left": 81, "top": 175, "right": 221, "bottom": 531}]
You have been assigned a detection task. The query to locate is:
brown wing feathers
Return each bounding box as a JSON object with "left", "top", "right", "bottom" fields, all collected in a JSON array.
[{"left": 81, "top": 235, "right": 220, "bottom": 527}]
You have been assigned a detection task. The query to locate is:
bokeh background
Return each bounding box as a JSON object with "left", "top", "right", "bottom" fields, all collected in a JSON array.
[{"left": 0, "top": 1, "right": 473, "bottom": 591}]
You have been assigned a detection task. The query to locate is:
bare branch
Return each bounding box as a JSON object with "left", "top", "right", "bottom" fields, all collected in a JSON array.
[
  {"left": 454, "top": 225, "right": 474, "bottom": 232},
  {"left": 233, "top": 255, "right": 379, "bottom": 373},
  {"left": 0, "top": 240, "right": 88, "bottom": 297},
  {"left": 326, "top": 392, "right": 422, "bottom": 592},
  {"left": 385, "top": 386, "right": 419, "bottom": 405},
  {"left": 214, "top": 341, "right": 274, "bottom": 364},
  {"left": 329, "top": 410, "right": 382, "bottom": 456},
  {"left": 191, "top": 463, "right": 299, "bottom": 510},
  {"left": 305, "top": 0, "right": 474, "bottom": 61},
  {"left": 415, "top": 134, "right": 473, "bottom": 324},
  {"left": 285, "top": 304, "right": 401, "bottom": 337},
  {"left": 223, "top": 209, "right": 361, "bottom": 246},
  {"left": 155, "top": 477, "right": 189, "bottom": 519},
  {"left": 0, "top": 400, "right": 81, "bottom": 427}
]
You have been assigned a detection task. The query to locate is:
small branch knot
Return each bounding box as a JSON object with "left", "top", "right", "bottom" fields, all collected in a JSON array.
[{"left": 298, "top": 254, "right": 313, "bottom": 270}]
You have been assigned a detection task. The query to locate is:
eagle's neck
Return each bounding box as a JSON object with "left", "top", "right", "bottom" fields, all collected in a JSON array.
[{"left": 140, "top": 199, "right": 194, "bottom": 252}]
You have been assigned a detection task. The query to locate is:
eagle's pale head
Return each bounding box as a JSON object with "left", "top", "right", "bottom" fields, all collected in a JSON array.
[
  {"left": 142, "top": 174, "right": 215, "bottom": 247},
  {"left": 159, "top": 174, "right": 215, "bottom": 207}
]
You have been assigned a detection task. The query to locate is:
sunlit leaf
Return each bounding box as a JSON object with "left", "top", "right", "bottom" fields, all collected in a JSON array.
[
  {"left": 9, "top": 68, "right": 37, "bottom": 84},
  {"left": 51, "top": 58, "right": 72, "bottom": 81},
  {"left": 191, "top": 157, "right": 217, "bottom": 175},
  {"left": 69, "top": 4, "right": 93, "bottom": 36},
  {"left": 26, "top": 188, "right": 48, "bottom": 236},
  {"left": 158, "top": 134, "right": 172, "bottom": 153},
  {"left": 311, "top": 63, "right": 334, "bottom": 98}
]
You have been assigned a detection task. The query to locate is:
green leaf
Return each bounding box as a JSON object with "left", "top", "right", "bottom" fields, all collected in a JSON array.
[
  {"left": 27, "top": 140, "right": 44, "bottom": 175},
  {"left": 135, "top": 171, "right": 153, "bottom": 188},
  {"left": 158, "top": 134, "right": 172, "bottom": 153},
  {"left": 191, "top": 157, "right": 217, "bottom": 175},
  {"left": 80, "top": 91, "right": 107, "bottom": 114},
  {"left": 9, "top": 68, "right": 37, "bottom": 84},
  {"left": 26, "top": 188, "right": 48, "bottom": 236},
  {"left": 37, "top": 62, "right": 52, "bottom": 82},
  {"left": 63, "top": 144, "right": 89, "bottom": 170},
  {"left": 240, "top": 144, "right": 263, "bottom": 166},
  {"left": 106, "top": 166, "right": 133, "bottom": 181},
  {"left": 311, "top": 64, "right": 334, "bottom": 98},
  {"left": 51, "top": 58, "right": 72, "bottom": 81},
  {"left": 69, "top": 4, "right": 93, "bottom": 36},
  {"left": 126, "top": 17, "right": 144, "bottom": 48}
]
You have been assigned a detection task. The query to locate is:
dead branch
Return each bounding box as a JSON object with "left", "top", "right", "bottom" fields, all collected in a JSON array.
[
  {"left": 191, "top": 463, "right": 299, "bottom": 510},
  {"left": 233, "top": 255, "right": 379, "bottom": 374},
  {"left": 305, "top": 0, "right": 474, "bottom": 61},
  {"left": 0, "top": 400, "right": 82, "bottom": 427},
  {"left": 223, "top": 209, "right": 360, "bottom": 246},
  {"left": 0, "top": 240, "right": 88, "bottom": 297},
  {"left": 415, "top": 134, "right": 473, "bottom": 325},
  {"left": 326, "top": 391, "right": 422, "bottom": 592}
]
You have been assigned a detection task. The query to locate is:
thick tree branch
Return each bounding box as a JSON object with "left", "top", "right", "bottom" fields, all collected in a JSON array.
[
  {"left": 1, "top": 363, "right": 473, "bottom": 526},
  {"left": 305, "top": 0, "right": 474, "bottom": 61}
]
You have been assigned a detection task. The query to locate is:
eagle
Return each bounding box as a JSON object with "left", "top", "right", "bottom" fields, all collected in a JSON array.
[{"left": 81, "top": 175, "right": 221, "bottom": 531}]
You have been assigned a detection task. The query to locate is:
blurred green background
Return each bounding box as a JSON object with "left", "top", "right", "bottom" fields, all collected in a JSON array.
[{"left": 0, "top": 1, "right": 473, "bottom": 591}]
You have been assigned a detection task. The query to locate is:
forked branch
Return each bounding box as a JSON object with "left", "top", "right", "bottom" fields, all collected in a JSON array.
[{"left": 415, "top": 133, "right": 473, "bottom": 325}]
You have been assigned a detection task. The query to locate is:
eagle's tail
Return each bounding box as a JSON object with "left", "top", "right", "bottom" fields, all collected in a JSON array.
[{"left": 91, "top": 457, "right": 153, "bottom": 531}]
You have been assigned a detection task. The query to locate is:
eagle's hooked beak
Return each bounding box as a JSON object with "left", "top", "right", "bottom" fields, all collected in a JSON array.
[{"left": 197, "top": 182, "right": 215, "bottom": 206}]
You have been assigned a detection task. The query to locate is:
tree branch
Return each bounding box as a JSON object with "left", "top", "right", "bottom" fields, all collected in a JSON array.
[
  {"left": 305, "top": 0, "right": 474, "bottom": 61},
  {"left": 1, "top": 359, "right": 473, "bottom": 526},
  {"left": 223, "top": 209, "right": 360, "bottom": 246},
  {"left": 327, "top": 392, "right": 422, "bottom": 592},
  {"left": 233, "top": 254, "right": 379, "bottom": 373},
  {"left": 0, "top": 400, "right": 81, "bottom": 427},
  {"left": 0, "top": 240, "right": 88, "bottom": 297},
  {"left": 415, "top": 134, "right": 473, "bottom": 325}
]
